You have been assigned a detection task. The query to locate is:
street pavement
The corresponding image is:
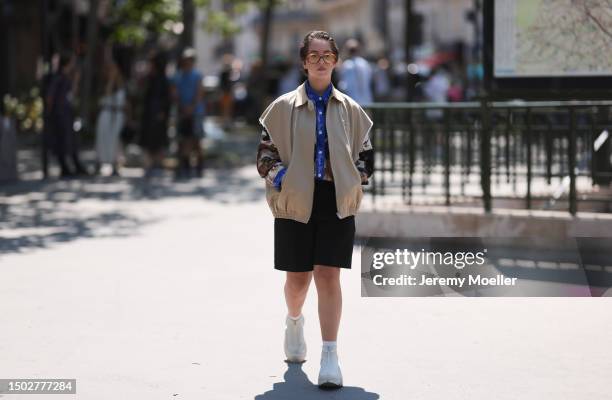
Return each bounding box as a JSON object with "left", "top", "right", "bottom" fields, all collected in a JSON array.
[{"left": 1, "top": 163, "right": 612, "bottom": 399}]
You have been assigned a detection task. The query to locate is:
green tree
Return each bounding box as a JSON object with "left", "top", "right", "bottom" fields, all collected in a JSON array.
[
  {"left": 196, "top": 0, "right": 281, "bottom": 67},
  {"left": 108, "top": 0, "right": 182, "bottom": 45}
]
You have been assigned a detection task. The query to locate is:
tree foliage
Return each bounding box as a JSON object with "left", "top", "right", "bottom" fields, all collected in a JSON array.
[
  {"left": 107, "top": 0, "right": 283, "bottom": 45},
  {"left": 108, "top": 0, "right": 182, "bottom": 44}
]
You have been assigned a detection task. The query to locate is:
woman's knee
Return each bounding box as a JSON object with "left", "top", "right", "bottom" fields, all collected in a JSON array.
[
  {"left": 285, "top": 272, "right": 311, "bottom": 295},
  {"left": 313, "top": 265, "right": 340, "bottom": 288}
]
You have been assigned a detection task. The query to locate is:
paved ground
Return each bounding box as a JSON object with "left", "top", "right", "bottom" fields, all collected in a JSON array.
[{"left": 1, "top": 163, "right": 612, "bottom": 400}]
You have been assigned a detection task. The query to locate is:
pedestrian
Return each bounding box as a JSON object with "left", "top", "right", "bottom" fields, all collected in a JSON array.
[
  {"left": 171, "top": 48, "right": 205, "bottom": 178},
  {"left": 95, "top": 61, "right": 126, "bottom": 176},
  {"left": 0, "top": 99, "right": 18, "bottom": 182},
  {"left": 218, "top": 53, "right": 237, "bottom": 130},
  {"left": 245, "top": 59, "right": 265, "bottom": 125},
  {"left": 277, "top": 61, "right": 302, "bottom": 97},
  {"left": 338, "top": 38, "right": 373, "bottom": 105},
  {"left": 422, "top": 64, "right": 451, "bottom": 120},
  {"left": 46, "top": 52, "right": 88, "bottom": 178},
  {"left": 139, "top": 52, "right": 170, "bottom": 177},
  {"left": 41, "top": 53, "right": 59, "bottom": 179},
  {"left": 372, "top": 57, "right": 391, "bottom": 102},
  {"left": 256, "top": 30, "right": 374, "bottom": 389}
]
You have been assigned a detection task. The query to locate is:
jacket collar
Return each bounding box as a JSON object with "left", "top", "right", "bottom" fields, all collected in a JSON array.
[{"left": 295, "top": 80, "right": 344, "bottom": 107}]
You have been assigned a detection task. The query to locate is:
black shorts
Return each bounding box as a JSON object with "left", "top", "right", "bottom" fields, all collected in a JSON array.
[
  {"left": 177, "top": 115, "right": 204, "bottom": 139},
  {"left": 178, "top": 116, "right": 195, "bottom": 137},
  {"left": 274, "top": 180, "right": 356, "bottom": 272}
]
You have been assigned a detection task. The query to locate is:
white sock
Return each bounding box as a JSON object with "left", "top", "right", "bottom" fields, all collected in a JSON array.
[
  {"left": 288, "top": 314, "right": 302, "bottom": 320},
  {"left": 322, "top": 341, "right": 337, "bottom": 351}
]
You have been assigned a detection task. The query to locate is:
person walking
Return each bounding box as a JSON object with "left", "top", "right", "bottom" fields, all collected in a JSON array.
[
  {"left": 95, "top": 61, "right": 126, "bottom": 176},
  {"left": 256, "top": 30, "right": 374, "bottom": 389},
  {"left": 41, "top": 53, "right": 60, "bottom": 180},
  {"left": 0, "top": 100, "right": 18, "bottom": 182},
  {"left": 139, "top": 53, "right": 171, "bottom": 177},
  {"left": 171, "top": 48, "right": 205, "bottom": 178},
  {"left": 338, "top": 38, "right": 373, "bottom": 105},
  {"left": 46, "top": 52, "right": 88, "bottom": 178},
  {"left": 218, "top": 53, "right": 238, "bottom": 130}
]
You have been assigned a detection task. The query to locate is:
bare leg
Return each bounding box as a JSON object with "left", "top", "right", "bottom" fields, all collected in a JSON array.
[
  {"left": 285, "top": 271, "right": 312, "bottom": 317},
  {"left": 176, "top": 138, "right": 191, "bottom": 175},
  {"left": 188, "top": 136, "right": 204, "bottom": 173},
  {"left": 312, "top": 265, "right": 342, "bottom": 341}
]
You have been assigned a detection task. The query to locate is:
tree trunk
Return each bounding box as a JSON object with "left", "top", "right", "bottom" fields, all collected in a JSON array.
[
  {"left": 253, "top": 0, "right": 275, "bottom": 116},
  {"left": 260, "top": 0, "right": 274, "bottom": 70},
  {"left": 379, "top": 0, "right": 389, "bottom": 58},
  {"left": 81, "top": 0, "right": 99, "bottom": 133},
  {"left": 182, "top": 0, "right": 195, "bottom": 49}
]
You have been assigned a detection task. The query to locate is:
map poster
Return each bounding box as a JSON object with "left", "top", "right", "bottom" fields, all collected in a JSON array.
[{"left": 494, "top": 0, "right": 612, "bottom": 78}]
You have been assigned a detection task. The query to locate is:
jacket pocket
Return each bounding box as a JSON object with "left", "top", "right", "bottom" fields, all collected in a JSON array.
[
  {"left": 341, "top": 184, "right": 363, "bottom": 215},
  {"left": 276, "top": 187, "right": 289, "bottom": 214},
  {"left": 266, "top": 184, "right": 282, "bottom": 214},
  {"left": 354, "top": 185, "right": 364, "bottom": 210}
]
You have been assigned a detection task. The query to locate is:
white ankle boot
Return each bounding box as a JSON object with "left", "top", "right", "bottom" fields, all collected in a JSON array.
[
  {"left": 318, "top": 346, "right": 343, "bottom": 388},
  {"left": 284, "top": 314, "right": 306, "bottom": 362}
]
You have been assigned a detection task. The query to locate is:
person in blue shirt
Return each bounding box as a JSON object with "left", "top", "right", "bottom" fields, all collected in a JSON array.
[
  {"left": 338, "top": 39, "right": 373, "bottom": 106},
  {"left": 171, "top": 48, "right": 205, "bottom": 178}
]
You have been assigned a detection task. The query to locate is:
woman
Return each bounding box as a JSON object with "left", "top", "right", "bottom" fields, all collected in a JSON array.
[
  {"left": 95, "top": 61, "right": 126, "bottom": 176},
  {"left": 46, "top": 52, "right": 88, "bottom": 177},
  {"left": 140, "top": 53, "right": 171, "bottom": 176},
  {"left": 218, "top": 53, "right": 237, "bottom": 130},
  {"left": 256, "top": 30, "right": 374, "bottom": 389}
]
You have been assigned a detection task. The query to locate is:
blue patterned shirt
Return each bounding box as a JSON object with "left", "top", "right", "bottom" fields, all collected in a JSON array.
[{"left": 305, "top": 80, "right": 333, "bottom": 181}]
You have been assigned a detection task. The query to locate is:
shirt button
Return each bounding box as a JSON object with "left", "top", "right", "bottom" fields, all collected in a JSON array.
[
  {"left": 318, "top": 151, "right": 322, "bottom": 154},
  {"left": 319, "top": 97, "right": 322, "bottom": 100},
  {"left": 319, "top": 111, "right": 322, "bottom": 115}
]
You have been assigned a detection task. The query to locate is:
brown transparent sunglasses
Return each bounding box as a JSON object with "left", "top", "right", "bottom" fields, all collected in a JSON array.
[{"left": 305, "top": 52, "right": 337, "bottom": 65}]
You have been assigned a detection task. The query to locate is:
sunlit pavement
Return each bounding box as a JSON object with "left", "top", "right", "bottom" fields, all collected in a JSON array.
[{"left": 1, "top": 164, "right": 611, "bottom": 399}]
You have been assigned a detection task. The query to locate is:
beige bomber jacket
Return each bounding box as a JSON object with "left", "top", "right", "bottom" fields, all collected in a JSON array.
[{"left": 258, "top": 81, "right": 374, "bottom": 224}]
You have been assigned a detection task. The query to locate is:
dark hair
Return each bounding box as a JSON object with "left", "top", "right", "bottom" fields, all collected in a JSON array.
[
  {"left": 345, "top": 38, "right": 360, "bottom": 57},
  {"left": 150, "top": 52, "right": 167, "bottom": 73},
  {"left": 299, "top": 30, "right": 339, "bottom": 68},
  {"left": 58, "top": 51, "right": 74, "bottom": 70}
]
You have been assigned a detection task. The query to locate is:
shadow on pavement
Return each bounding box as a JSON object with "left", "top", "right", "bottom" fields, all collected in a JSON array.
[
  {"left": 0, "top": 168, "right": 264, "bottom": 257},
  {"left": 254, "top": 363, "right": 379, "bottom": 400},
  {"left": 2, "top": 168, "right": 264, "bottom": 203},
  {"left": 0, "top": 209, "right": 149, "bottom": 256}
]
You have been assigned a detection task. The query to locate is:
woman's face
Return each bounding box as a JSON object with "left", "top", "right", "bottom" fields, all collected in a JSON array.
[{"left": 302, "top": 38, "right": 337, "bottom": 81}]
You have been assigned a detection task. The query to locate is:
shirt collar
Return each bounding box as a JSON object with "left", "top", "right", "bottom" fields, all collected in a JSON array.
[
  {"left": 296, "top": 80, "right": 343, "bottom": 107},
  {"left": 305, "top": 79, "right": 333, "bottom": 104}
]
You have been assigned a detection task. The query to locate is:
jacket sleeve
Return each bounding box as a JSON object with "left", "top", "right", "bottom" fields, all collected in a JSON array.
[
  {"left": 352, "top": 106, "right": 374, "bottom": 185},
  {"left": 256, "top": 125, "right": 286, "bottom": 189},
  {"left": 355, "top": 132, "right": 374, "bottom": 184}
]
